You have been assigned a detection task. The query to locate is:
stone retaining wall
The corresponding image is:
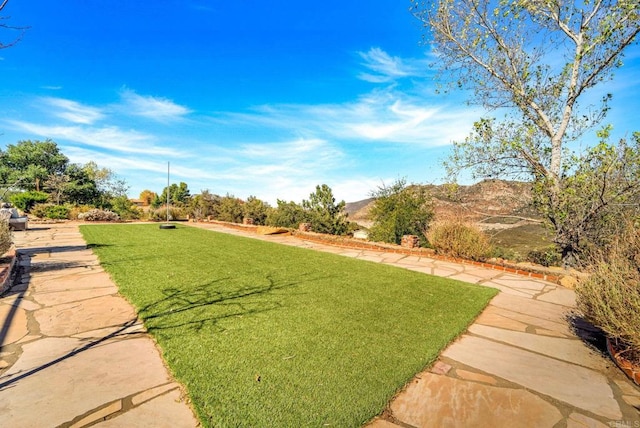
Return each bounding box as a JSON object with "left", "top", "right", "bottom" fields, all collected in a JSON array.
[{"left": 195, "top": 220, "right": 566, "bottom": 284}]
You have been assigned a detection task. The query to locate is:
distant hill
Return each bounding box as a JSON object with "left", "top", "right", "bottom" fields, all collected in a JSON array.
[
  {"left": 345, "top": 180, "right": 552, "bottom": 255},
  {"left": 345, "top": 179, "right": 541, "bottom": 227}
]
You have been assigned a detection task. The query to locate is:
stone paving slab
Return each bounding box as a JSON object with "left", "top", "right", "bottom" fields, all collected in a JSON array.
[
  {"left": 467, "top": 324, "right": 610, "bottom": 371},
  {"left": 389, "top": 373, "right": 563, "bottom": 427},
  {"left": 442, "top": 335, "right": 622, "bottom": 420},
  {"left": 0, "top": 223, "right": 198, "bottom": 427}
]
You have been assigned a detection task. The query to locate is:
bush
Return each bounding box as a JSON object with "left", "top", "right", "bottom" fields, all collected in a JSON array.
[
  {"left": 110, "top": 196, "right": 142, "bottom": 220},
  {"left": 68, "top": 205, "right": 92, "bottom": 220},
  {"left": 0, "top": 220, "right": 12, "bottom": 255},
  {"left": 490, "top": 246, "right": 523, "bottom": 262},
  {"left": 526, "top": 247, "right": 562, "bottom": 267},
  {"left": 576, "top": 223, "right": 640, "bottom": 361},
  {"left": 427, "top": 219, "right": 492, "bottom": 261},
  {"left": 148, "top": 207, "right": 184, "bottom": 222},
  {"left": 78, "top": 209, "right": 120, "bottom": 222},
  {"left": 10, "top": 191, "right": 49, "bottom": 213},
  {"left": 31, "top": 203, "right": 70, "bottom": 220}
]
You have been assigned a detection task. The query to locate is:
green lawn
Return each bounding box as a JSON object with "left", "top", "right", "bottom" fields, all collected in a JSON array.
[{"left": 80, "top": 224, "right": 497, "bottom": 427}]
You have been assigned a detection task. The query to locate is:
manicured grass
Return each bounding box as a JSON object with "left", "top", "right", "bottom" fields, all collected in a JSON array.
[{"left": 80, "top": 224, "right": 497, "bottom": 427}]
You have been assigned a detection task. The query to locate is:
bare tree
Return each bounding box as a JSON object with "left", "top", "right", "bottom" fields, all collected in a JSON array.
[{"left": 1, "top": 0, "right": 28, "bottom": 49}]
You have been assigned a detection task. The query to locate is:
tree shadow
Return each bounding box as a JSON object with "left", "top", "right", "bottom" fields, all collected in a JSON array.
[
  {"left": 138, "top": 272, "right": 313, "bottom": 335},
  {"left": 567, "top": 314, "right": 609, "bottom": 357},
  {"left": 0, "top": 268, "right": 318, "bottom": 391},
  {"left": 13, "top": 245, "right": 104, "bottom": 274},
  {"left": 17, "top": 245, "right": 90, "bottom": 255},
  {"left": 0, "top": 318, "right": 142, "bottom": 391}
]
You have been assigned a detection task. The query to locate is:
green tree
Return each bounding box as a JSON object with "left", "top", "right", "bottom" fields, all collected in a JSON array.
[
  {"left": 266, "top": 200, "right": 306, "bottom": 229},
  {"left": 302, "top": 184, "right": 350, "bottom": 235},
  {"left": 368, "top": 179, "right": 434, "bottom": 245},
  {"left": 411, "top": 0, "right": 640, "bottom": 263},
  {"left": 151, "top": 194, "right": 163, "bottom": 209},
  {"left": 533, "top": 130, "right": 640, "bottom": 264},
  {"left": 0, "top": 140, "right": 68, "bottom": 191},
  {"left": 63, "top": 164, "right": 101, "bottom": 206},
  {"left": 242, "top": 195, "right": 270, "bottom": 225},
  {"left": 160, "top": 182, "right": 191, "bottom": 206},
  {"left": 216, "top": 194, "right": 244, "bottom": 223}
]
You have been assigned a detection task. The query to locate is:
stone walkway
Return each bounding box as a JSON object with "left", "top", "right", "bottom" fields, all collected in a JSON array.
[
  {"left": 0, "top": 223, "right": 199, "bottom": 427},
  {"left": 0, "top": 221, "right": 638, "bottom": 427}
]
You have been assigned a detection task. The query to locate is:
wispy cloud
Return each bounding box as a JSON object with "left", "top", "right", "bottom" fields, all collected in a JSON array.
[
  {"left": 42, "top": 97, "right": 104, "bottom": 124},
  {"left": 223, "top": 88, "right": 479, "bottom": 147},
  {"left": 118, "top": 89, "right": 191, "bottom": 122},
  {"left": 357, "top": 47, "right": 427, "bottom": 83},
  {"left": 5, "top": 120, "right": 181, "bottom": 156}
]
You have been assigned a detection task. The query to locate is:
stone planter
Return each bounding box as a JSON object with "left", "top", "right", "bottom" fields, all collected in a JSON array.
[{"left": 607, "top": 337, "right": 640, "bottom": 386}]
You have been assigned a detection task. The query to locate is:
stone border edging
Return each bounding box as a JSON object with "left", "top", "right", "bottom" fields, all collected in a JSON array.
[
  {"left": 0, "top": 247, "right": 17, "bottom": 295},
  {"left": 204, "top": 220, "right": 565, "bottom": 284}
]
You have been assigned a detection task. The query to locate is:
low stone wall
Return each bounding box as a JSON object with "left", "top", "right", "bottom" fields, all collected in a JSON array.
[
  {"left": 292, "top": 231, "right": 564, "bottom": 284},
  {"left": 201, "top": 220, "right": 567, "bottom": 285},
  {"left": 0, "top": 247, "right": 17, "bottom": 295}
]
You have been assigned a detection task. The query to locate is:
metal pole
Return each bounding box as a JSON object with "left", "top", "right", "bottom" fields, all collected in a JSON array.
[{"left": 167, "top": 161, "right": 170, "bottom": 223}]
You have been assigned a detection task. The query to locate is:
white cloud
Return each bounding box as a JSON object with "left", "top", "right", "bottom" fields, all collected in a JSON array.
[
  {"left": 357, "top": 47, "right": 427, "bottom": 83},
  {"left": 118, "top": 89, "right": 191, "bottom": 121},
  {"left": 42, "top": 97, "right": 104, "bottom": 124},
  {"left": 6, "top": 120, "right": 181, "bottom": 156},
  {"left": 224, "top": 88, "right": 479, "bottom": 147}
]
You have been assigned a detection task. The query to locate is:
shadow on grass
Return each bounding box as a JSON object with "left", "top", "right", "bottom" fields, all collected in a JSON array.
[
  {"left": 0, "top": 267, "right": 313, "bottom": 391},
  {"left": 138, "top": 273, "right": 310, "bottom": 335}
]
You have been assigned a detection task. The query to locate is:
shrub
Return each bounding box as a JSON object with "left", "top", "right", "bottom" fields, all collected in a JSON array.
[
  {"left": 526, "top": 247, "right": 562, "bottom": 267},
  {"left": 216, "top": 195, "right": 244, "bottom": 223},
  {"left": 490, "top": 246, "right": 523, "bottom": 262},
  {"left": 148, "top": 207, "right": 184, "bottom": 222},
  {"left": 576, "top": 223, "right": 640, "bottom": 361},
  {"left": 242, "top": 195, "right": 270, "bottom": 226},
  {"left": 31, "top": 203, "right": 70, "bottom": 220},
  {"left": 0, "top": 220, "right": 12, "bottom": 256},
  {"left": 78, "top": 209, "right": 120, "bottom": 222},
  {"left": 427, "top": 219, "right": 492, "bottom": 261},
  {"left": 110, "top": 196, "right": 142, "bottom": 220},
  {"left": 68, "top": 205, "right": 92, "bottom": 220},
  {"left": 10, "top": 191, "right": 49, "bottom": 213}
]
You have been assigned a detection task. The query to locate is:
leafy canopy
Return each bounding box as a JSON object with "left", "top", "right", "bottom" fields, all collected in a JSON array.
[
  {"left": 412, "top": 0, "right": 640, "bottom": 263},
  {"left": 368, "top": 178, "right": 434, "bottom": 245}
]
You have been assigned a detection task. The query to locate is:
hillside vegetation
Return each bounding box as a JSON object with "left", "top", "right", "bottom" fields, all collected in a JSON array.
[{"left": 345, "top": 180, "right": 552, "bottom": 256}]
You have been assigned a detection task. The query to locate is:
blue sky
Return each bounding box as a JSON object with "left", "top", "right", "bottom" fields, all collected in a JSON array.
[{"left": 1, "top": 1, "right": 639, "bottom": 204}]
